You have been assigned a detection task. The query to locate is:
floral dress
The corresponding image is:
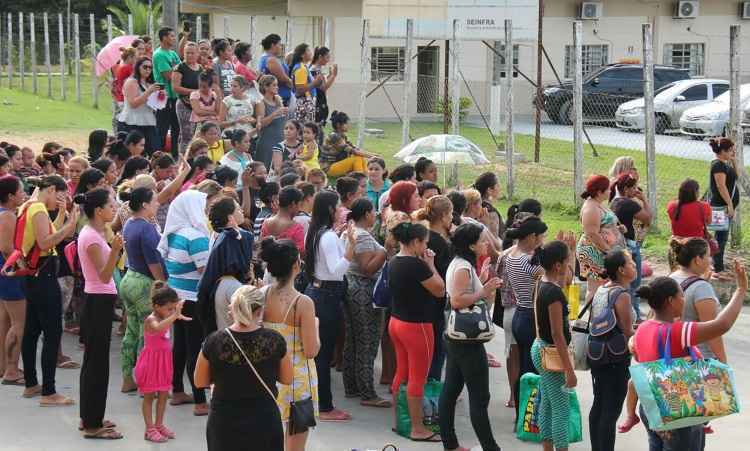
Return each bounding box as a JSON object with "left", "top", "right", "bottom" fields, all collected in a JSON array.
[
  {"left": 264, "top": 292, "right": 319, "bottom": 421},
  {"left": 576, "top": 207, "right": 625, "bottom": 280}
]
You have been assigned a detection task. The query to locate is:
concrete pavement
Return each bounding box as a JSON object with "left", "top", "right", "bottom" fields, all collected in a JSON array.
[{"left": 2, "top": 307, "right": 750, "bottom": 450}]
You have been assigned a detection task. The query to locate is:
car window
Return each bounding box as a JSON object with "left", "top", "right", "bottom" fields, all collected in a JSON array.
[
  {"left": 657, "top": 70, "right": 689, "bottom": 83},
  {"left": 681, "top": 85, "right": 708, "bottom": 101},
  {"left": 617, "top": 68, "right": 643, "bottom": 81},
  {"left": 597, "top": 70, "right": 618, "bottom": 79},
  {"left": 712, "top": 84, "right": 729, "bottom": 98}
]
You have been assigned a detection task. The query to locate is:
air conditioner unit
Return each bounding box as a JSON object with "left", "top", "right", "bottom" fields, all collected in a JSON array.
[
  {"left": 675, "top": 1, "right": 700, "bottom": 19},
  {"left": 741, "top": 2, "right": 750, "bottom": 20},
  {"left": 580, "top": 2, "right": 603, "bottom": 20}
]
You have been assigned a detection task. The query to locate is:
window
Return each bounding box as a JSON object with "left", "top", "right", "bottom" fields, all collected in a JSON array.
[
  {"left": 681, "top": 85, "right": 708, "bottom": 101},
  {"left": 371, "top": 47, "right": 405, "bottom": 82},
  {"left": 492, "top": 41, "right": 519, "bottom": 82},
  {"left": 664, "top": 43, "right": 705, "bottom": 76},
  {"left": 179, "top": 13, "right": 210, "bottom": 41},
  {"left": 564, "top": 44, "right": 609, "bottom": 78},
  {"left": 712, "top": 84, "right": 729, "bottom": 98}
]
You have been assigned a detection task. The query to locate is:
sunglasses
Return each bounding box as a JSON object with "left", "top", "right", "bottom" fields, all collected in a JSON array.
[{"left": 142, "top": 65, "right": 153, "bottom": 70}]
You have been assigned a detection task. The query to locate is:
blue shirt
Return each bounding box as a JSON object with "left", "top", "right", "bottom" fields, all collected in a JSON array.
[
  {"left": 165, "top": 227, "right": 210, "bottom": 301},
  {"left": 258, "top": 53, "right": 291, "bottom": 104},
  {"left": 123, "top": 217, "right": 165, "bottom": 279},
  {"left": 366, "top": 179, "right": 391, "bottom": 212}
]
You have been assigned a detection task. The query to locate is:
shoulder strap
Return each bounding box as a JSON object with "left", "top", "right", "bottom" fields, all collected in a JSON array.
[
  {"left": 282, "top": 293, "right": 301, "bottom": 324},
  {"left": 223, "top": 328, "right": 278, "bottom": 403},
  {"left": 607, "top": 286, "right": 627, "bottom": 309},
  {"left": 679, "top": 276, "right": 704, "bottom": 293}
]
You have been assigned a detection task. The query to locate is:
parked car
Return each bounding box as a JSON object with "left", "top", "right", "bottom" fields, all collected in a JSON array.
[
  {"left": 679, "top": 84, "right": 750, "bottom": 138},
  {"left": 536, "top": 64, "right": 691, "bottom": 125},
  {"left": 615, "top": 79, "right": 728, "bottom": 134}
]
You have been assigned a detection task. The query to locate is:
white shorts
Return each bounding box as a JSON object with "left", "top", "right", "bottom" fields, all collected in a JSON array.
[{"left": 503, "top": 305, "right": 517, "bottom": 358}]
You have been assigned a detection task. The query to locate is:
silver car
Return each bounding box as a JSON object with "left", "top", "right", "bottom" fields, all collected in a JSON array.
[
  {"left": 615, "top": 79, "right": 728, "bottom": 134},
  {"left": 680, "top": 84, "right": 750, "bottom": 138}
]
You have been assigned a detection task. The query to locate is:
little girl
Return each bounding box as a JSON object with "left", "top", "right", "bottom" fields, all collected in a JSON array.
[
  {"left": 135, "top": 281, "right": 191, "bottom": 443},
  {"left": 298, "top": 121, "right": 321, "bottom": 170}
]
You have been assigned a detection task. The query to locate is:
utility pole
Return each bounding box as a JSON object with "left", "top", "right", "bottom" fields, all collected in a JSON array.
[
  {"left": 163, "top": 0, "right": 178, "bottom": 30},
  {"left": 533, "top": 0, "right": 544, "bottom": 163}
]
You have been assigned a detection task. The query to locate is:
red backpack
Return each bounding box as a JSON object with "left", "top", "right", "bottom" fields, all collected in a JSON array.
[{"left": 1, "top": 204, "right": 51, "bottom": 277}]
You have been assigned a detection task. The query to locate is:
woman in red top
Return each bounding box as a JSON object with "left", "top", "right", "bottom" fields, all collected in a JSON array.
[
  {"left": 632, "top": 266, "right": 746, "bottom": 450},
  {"left": 111, "top": 47, "right": 137, "bottom": 134},
  {"left": 666, "top": 179, "right": 711, "bottom": 270},
  {"left": 260, "top": 185, "right": 306, "bottom": 255}
]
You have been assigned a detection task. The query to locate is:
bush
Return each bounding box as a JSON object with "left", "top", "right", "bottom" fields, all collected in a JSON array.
[{"left": 434, "top": 96, "right": 473, "bottom": 124}]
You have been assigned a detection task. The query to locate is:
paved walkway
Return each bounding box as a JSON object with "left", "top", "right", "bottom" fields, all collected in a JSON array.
[{"left": 2, "top": 307, "right": 750, "bottom": 450}]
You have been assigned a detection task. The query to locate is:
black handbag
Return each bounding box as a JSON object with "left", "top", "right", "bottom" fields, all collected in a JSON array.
[{"left": 287, "top": 297, "right": 317, "bottom": 435}]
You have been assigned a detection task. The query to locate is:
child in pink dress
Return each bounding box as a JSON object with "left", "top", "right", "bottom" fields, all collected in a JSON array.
[{"left": 134, "top": 281, "right": 191, "bottom": 443}]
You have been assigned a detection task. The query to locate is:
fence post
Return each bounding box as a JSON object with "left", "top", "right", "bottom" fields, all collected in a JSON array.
[
  {"left": 107, "top": 15, "right": 112, "bottom": 42},
  {"left": 573, "top": 21, "right": 584, "bottom": 207},
  {"left": 451, "top": 19, "right": 461, "bottom": 136},
  {"left": 44, "top": 13, "right": 51, "bottom": 97},
  {"left": 0, "top": 14, "right": 3, "bottom": 88},
  {"left": 223, "top": 15, "right": 230, "bottom": 38},
  {"left": 147, "top": 12, "right": 153, "bottom": 39},
  {"left": 30, "top": 13, "right": 37, "bottom": 94},
  {"left": 18, "top": 12, "right": 24, "bottom": 90},
  {"left": 196, "top": 16, "right": 202, "bottom": 42},
  {"left": 58, "top": 13, "right": 65, "bottom": 100},
  {"left": 323, "top": 17, "right": 332, "bottom": 49},
  {"left": 401, "top": 19, "right": 414, "bottom": 147},
  {"left": 90, "top": 13, "right": 97, "bottom": 108},
  {"left": 356, "top": 19, "right": 370, "bottom": 149},
  {"left": 127, "top": 14, "right": 133, "bottom": 35},
  {"left": 642, "top": 23, "right": 657, "bottom": 224},
  {"left": 729, "top": 25, "right": 744, "bottom": 246},
  {"left": 6, "top": 14, "right": 12, "bottom": 89},
  {"left": 248, "top": 16, "right": 256, "bottom": 69},
  {"left": 74, "top": 13, "right": 80, "bottom": 103},
  {"left": 504, "top": 19, "right": 514, "bottom": 198}
]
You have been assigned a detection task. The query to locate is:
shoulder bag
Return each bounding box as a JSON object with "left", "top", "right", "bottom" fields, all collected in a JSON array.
[
  {"left": 445, "top": 263, "right": 495, "bottom": 343},
  {"left": 570, "top": 296, "right": 593, "bottom": 371},
  {"left": 286, "top": 296, "right": 317, "bottom": 435},
  {"left": 533, "top": 280, "right": 574, "bottom": 373}
]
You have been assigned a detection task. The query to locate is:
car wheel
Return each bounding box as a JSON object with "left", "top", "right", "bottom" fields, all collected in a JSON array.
[
  {"left": 559, "top": 101, "right": 573, "bottom": 126},
  {"left": 655, "top": 115, "right": 670, "bottom": 135}
]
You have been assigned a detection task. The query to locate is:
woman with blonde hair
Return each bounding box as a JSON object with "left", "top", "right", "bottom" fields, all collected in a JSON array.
[
  {"left": 608, "top": 156, "right": 636, "bottom": 180},
  {"left": 195, "top": 285, "right": 293, "bottom": 451}
]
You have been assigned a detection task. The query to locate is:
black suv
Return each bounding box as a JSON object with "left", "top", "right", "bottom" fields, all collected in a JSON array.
[{"left": 536, "top": 64, "right": 691, "bottom": 124}]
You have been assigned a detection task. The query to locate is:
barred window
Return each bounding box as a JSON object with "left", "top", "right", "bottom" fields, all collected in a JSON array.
[
  {"left": 564, "top": 44, "right": 609, "bottom": 78},
  {"left": 371, "top": 47, "right": 405, "bottom": 82},
  {"left": 664, "top": 43, "right": 705, "bottom": 76},
  {"left": 179, "top": 13, "right": 211, "bottom": 41},
  {"left": 492, "top": 41, "right": 519, "bottom": 82}
]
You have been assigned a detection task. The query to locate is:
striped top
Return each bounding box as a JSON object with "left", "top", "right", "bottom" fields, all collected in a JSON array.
[
  {"left": 164, "top": 227, "right": 210, "bottom": 301},
  {"left": 503, "top": 252, "right": 544, "bottom": 309}
]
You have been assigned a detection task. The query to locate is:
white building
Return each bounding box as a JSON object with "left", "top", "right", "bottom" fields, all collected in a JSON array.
[{"left": 180, "top": 0, "right": 750, "bottom": 119}]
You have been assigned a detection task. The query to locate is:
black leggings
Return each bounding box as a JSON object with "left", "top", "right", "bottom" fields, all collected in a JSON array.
[
  {"left": 79, "top": 293, "right": 115, "bottom": 429},
  {"left": 511, "top": 306, "right": 537, "bottom": 420},
  {"left": 589, "top": 360, "right": 630, "bottom": 451},
  {"left": 439, "top": 340, "right": 501, "bottom": 451},
  {"left": 171, "top": 302, "right": 206, "bottom": 404},
  {"left": 21, "top": 259, "right": 62, "bottom": 396}
]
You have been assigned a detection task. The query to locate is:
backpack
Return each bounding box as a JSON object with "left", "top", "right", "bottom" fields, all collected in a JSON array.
[
  {"left": 587, "top": 286, "right": 629, "bottom": 367},
  {"left": 372, "top": 260, "right": 391, "bottom": 308},
  {"left": 679, "top": 275, "right": 704, "bottom": 293},
  {"left": 1, "top": 204, "right": 52, "bottom": 277}
]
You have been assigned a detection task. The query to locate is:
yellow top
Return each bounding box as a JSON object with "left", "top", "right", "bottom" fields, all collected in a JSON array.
[
  {"left": 22, "top": 202, "right": 56, "bottom": 257},
  {"left": 299, "top": 143, "right": 320, "bottom": 169},
  {"left": 207, "top": 139, "right": 226, "bottom": 164},
  {"left": 293, "top": 65, "right": 311, "bottom": 98}
]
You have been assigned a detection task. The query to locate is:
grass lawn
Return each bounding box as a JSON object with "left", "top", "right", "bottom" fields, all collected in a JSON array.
[{"left": 1, "top": 84, "right": 746, "bottom": 262}]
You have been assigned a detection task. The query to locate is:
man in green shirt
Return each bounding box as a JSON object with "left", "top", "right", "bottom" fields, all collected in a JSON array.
[{"left": 152, "top": 27, "right": 181, "bottom": 158}]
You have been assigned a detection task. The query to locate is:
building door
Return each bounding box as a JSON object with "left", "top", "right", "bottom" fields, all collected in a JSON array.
[{"left": 417, "top": 46, "right": 440, "bottom": 113}]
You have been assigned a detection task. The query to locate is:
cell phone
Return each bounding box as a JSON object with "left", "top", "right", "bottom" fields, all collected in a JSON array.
[{"left": 183, "top": 21, "right": 191, "bottom": 32}]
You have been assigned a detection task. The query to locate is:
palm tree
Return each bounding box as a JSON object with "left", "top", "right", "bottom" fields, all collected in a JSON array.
[{"left": 106, "top": 0, "right": 163, "bottom": 37}]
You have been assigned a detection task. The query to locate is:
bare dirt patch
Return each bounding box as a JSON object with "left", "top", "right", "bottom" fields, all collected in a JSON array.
[{"left": 1, "top": 130, "right": 90, "bottom": 154}]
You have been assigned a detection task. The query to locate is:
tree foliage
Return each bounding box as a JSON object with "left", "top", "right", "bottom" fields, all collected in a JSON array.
[{"left": 106, "top": 0, "right": 162, "bottom": 36}]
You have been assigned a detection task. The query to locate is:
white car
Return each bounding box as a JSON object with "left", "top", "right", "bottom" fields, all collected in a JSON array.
[
  {"left": 680, "top": 84, "right": 750, "bottom": 138},
  {"left": 615, "top": 79, "right": 728, "bottom": 134}
]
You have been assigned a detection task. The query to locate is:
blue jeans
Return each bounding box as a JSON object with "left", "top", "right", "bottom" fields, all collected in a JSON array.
[
  {"left": 428, "top": 313, "right": 446, "bottom": 381},
  {"left": 627, "top": 240, "right": 643, "bottom": 321},
  {"left": 713, "top": 220, "right": 730, "bottom": 272},
  {"left": 305, "top": 282, "right": 345, "bottom": 412},
  {"left": 512, "top": 306, "right": 537, "bottom": 419}
]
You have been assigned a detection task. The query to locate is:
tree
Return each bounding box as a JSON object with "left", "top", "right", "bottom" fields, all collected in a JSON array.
[{"left": 106, "top": 0, "right": 162, "bottom": 36}]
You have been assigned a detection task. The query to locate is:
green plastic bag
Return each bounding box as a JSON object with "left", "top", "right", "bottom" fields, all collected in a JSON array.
[
  {"left": 395, "top": 380, "right": 442, "bottom": 438},
  {"left": 515, "top": 373, "right": 583, "bottom": 443}
]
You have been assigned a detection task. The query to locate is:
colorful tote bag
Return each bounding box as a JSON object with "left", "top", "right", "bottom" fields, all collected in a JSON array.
[
  {"left": 515, "top": 373, "right": 583, "bottom": 443},
  {"left": 630, "top": 325, "right": 741, "bottom": 431}
]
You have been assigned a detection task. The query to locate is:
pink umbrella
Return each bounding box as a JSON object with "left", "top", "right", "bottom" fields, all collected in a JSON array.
[{"left": 95, "top": 35, "right": 139, "bottom": 77}]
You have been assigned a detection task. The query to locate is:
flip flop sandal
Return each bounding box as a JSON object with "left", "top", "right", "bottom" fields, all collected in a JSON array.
[
  {"left": 84, "top": 428, "right": 123, "bottom": 440},
  {"left": 57, "top": 360, "right": 81, "bottom": 369},
  {"left": 169, "top": 394, "right": 195, "bottom": 406},
  {"left": 39, "top": 396, "right": 75, "bottom": 407},
  {"left": 411, "top": 432, "right": 441, "bottom": 442},
  {"left": 79, "top": 420, "right": 116, "bottom": 431},
  {"left": 360, "top": 398, "right": 392, "bottom": 408},
  {"left": 22, "top": 386, "right": 42, "bottom": 398},
  {"left": 1, "top": 377, "right": 25, "bottom": 386}
]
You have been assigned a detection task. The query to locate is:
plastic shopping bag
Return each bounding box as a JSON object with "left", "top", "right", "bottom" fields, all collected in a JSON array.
[
  {"left": 395, "top": 380, "right": 442, "bottom": 438},
  {"left": 515, "top": 373, "right": 583, "bottom": 443}
]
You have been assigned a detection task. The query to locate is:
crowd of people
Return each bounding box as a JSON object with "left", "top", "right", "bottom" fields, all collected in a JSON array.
[{"left": 0, "top": 23, "right": 746, "bottom": 451}]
